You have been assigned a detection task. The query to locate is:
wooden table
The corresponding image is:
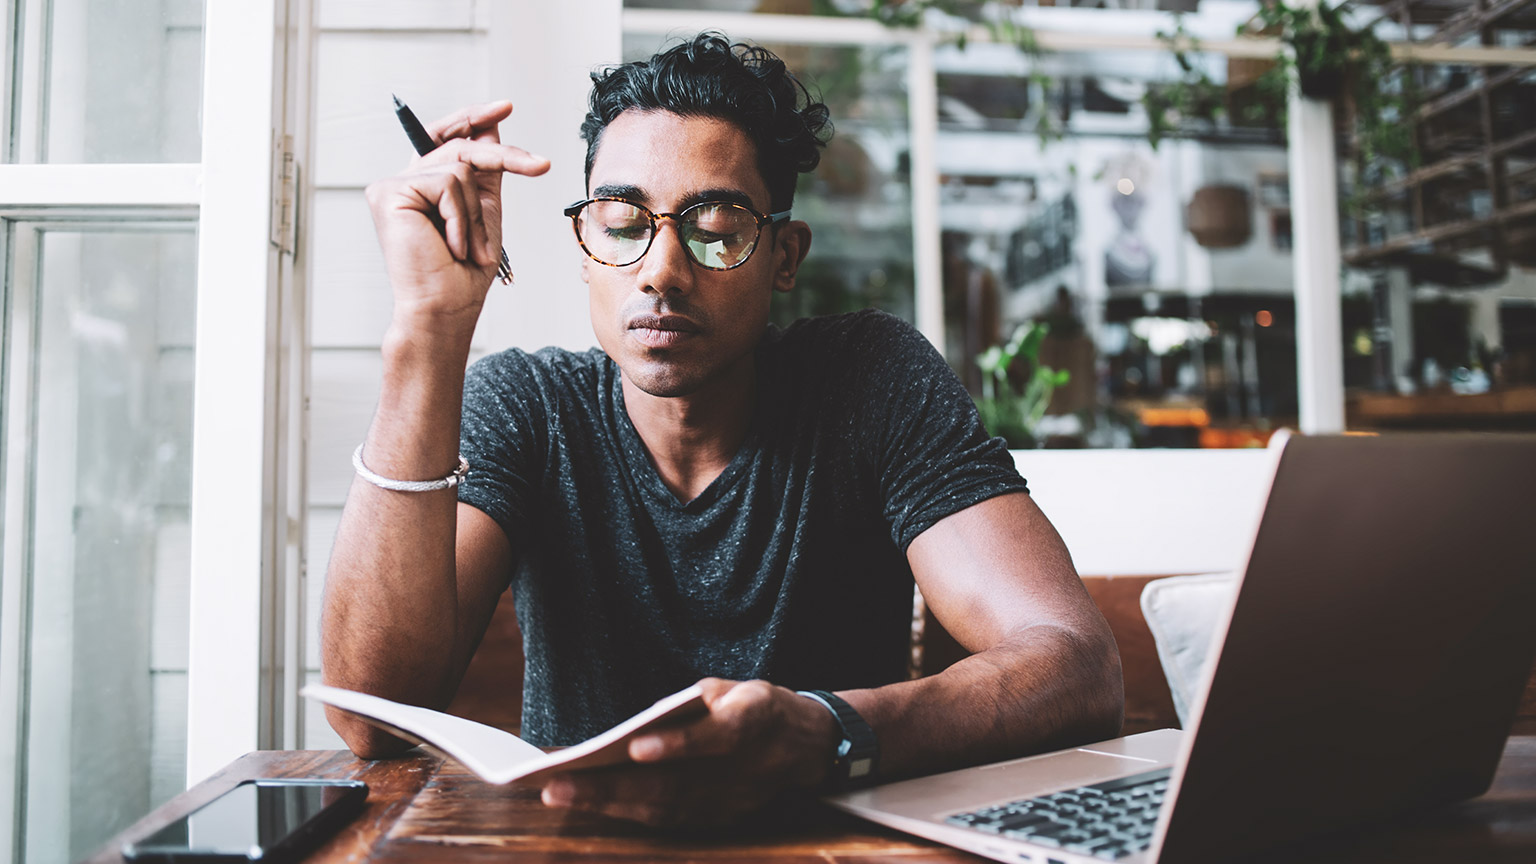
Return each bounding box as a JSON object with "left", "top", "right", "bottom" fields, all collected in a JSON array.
[{"left": 91, "top": 737, "right": 1536, "bottom": 863}]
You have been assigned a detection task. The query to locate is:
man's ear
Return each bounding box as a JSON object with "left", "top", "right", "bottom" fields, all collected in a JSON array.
[
  {"left": 580, "top": 255, "right": 591, "bottom": 284},
  {"left": 771, "top": 221, "right": 812, "bottom": 294}
]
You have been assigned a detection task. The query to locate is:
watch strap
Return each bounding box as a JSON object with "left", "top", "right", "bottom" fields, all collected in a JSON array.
[{"left": 798, "top": 690, "right": 879, "bottom": 790}]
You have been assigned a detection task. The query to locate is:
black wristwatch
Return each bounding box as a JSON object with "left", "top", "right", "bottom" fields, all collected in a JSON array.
[{"left": 798, "top": 690, "right": 879, "bottom": 791}]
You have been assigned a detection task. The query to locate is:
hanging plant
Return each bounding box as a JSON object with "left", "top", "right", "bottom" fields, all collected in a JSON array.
[
  {"left": 828, "top": 0, "right": 1067, "bottom": 145},
  {"left": 819, "top": 0, "right": 962, "bottom": 29},
  {"left": 1246, "top": 0, "right": 1418, "bottom": 170},
  {"left": 1143, "top": 17, "right": 1227, "bottom": 150},
  {"left": 835, "top": 0, "right": 1414, "bottom": 167}
]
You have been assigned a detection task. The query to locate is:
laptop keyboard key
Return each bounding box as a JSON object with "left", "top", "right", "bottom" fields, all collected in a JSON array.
[
  {"left": 1065, "top": 836, "right": 1120, "bottom": 853},
  {"left": 980, "top": 813, "right": 1051, "bottom": 834},
  {"left": 946, "top": 768, "right": 1171, "bottom": 851}
]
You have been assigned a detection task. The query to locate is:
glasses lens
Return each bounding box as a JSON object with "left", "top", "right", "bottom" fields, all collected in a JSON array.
[
  {"left": 682, "top": 203, "right": 758, "bottom": 269},
  {"left": 580, "top": 200, "right": 652, "bottom": 266}
]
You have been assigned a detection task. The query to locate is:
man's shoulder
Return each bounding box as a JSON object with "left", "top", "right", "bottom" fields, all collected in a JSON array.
[
  {"left": 769, "top": 309, "right": 932, "bottom": 365},
  {"left": 464, "top": 345, "right": 612, "bottom": 416},
  {"left": 469, "top": 345, "right": 609, "bottom": 382},
  {"left": 774, "top": 308, "right": 919, "bottom": 343}
]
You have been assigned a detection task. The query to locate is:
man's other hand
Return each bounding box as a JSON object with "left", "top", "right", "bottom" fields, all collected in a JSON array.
[{"left": 538, "top": 678, "right": 839, "bottom": 826}]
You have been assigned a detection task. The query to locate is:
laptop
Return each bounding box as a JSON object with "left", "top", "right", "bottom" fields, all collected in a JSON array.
[{"left": 827, "top": 431, "right": 1536, "bottom": 864}]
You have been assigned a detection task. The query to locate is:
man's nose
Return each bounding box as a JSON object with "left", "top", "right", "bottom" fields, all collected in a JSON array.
[{"left": 635, "top": 217, "right": 695, "bottom": 296}]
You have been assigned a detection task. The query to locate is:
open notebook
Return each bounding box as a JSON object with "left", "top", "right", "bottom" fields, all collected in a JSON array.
[{"left": 302, "top": 683, "right": 705, "bottom": 785}]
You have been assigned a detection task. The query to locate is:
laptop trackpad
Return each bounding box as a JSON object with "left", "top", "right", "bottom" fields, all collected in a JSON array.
[{"left": 856, "top": 748, "right": 1162, "bottom": 818}]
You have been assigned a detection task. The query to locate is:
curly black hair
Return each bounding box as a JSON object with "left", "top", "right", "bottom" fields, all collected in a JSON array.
[{"left": 581, "top": 33, "right": 833, "bottom": 213}]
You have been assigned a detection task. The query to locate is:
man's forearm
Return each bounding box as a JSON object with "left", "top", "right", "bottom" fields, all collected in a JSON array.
[
  {"left": 320, "top": 323, "right": 478, "bottom": 755},
  {"left": 842, "top": 621, "right": 1124, "bottom": 782}
]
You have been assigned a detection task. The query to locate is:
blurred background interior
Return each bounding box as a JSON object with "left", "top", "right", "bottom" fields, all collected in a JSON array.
[{"left": 630, "top": 0, "right": 1536, "bottom": 449}]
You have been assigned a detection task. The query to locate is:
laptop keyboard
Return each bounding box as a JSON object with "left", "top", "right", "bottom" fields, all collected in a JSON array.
[{"left": 944, "top": 768, "right": 1171, "bottom": 861}]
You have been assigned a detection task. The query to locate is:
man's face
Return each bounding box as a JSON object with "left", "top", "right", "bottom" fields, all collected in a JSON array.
[{"left": 582, "top": 109, "right": 808, "bottom": 399}]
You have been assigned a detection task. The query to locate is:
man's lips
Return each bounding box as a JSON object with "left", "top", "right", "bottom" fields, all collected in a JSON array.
[{"left": 627, "top": 314, "right": 701, "bottom": 348}]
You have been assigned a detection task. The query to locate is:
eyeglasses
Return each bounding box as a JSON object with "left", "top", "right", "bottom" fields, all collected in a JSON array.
[{"left": 563, "top": 197, "right": 791, "bottom": 271}]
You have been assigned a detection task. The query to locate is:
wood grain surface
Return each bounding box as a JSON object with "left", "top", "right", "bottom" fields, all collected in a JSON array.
[
  {"left": 379, "top": 760, "right": 946, "bottom": 864},
  {"left": 86, "top": 750, "right": 440, "bottom": 864},
  {"left": 91, "top": 738, "right": 1536, "bottom": 864}
]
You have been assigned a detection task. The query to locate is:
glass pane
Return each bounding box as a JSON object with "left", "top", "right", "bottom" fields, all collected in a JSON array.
[
  {"left": 935, "top": 42, "right": 1292, "bottom": 448},
  {"left": 9, "top": 0, "right": 205, "bottom": 162},
  {"left": 14, "top": 228, "right": 196, "bottom": 862},
  {"left": 620, "top": 35, "right": 917, "bottom": 327},
  {"left": 625, "top": 0, "right": 787, "bottom": 10}
]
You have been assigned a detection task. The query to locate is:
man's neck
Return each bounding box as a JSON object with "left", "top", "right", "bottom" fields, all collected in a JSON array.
[{"left": 621, "top": 360, "right": 756, "bottom": 504}]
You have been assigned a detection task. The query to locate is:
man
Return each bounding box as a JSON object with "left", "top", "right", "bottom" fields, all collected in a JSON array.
[{"left": 322, "top": 33, "right": 1122, "bottom": 827}]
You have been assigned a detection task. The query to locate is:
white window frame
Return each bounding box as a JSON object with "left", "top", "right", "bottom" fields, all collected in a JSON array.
[
  {"left": 0, "top": 101, "right": 203, "bottom": 864},
  {"left": 184, "top": 0, "right": 312, "bottom": 783},
  {"left": 0, "top": 0, "right": 315, "bottom": 814}
]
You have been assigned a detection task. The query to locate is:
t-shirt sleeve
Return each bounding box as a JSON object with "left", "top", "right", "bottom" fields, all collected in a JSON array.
[
  {"left": 850, "top": 312, "right": 1030, "bottom": 550},
  {"left": 456, "top": 350, "right": 547, "bottom": 551}
]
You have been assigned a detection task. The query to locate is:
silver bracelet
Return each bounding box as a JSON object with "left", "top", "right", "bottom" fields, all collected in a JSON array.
[{"left": 352, "top": 444, "right": 469, "bottom": 492}]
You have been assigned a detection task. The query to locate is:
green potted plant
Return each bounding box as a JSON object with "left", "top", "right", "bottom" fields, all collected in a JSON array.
[{"left": 974, "top": 321, "right": 1070, "bottom": 449}]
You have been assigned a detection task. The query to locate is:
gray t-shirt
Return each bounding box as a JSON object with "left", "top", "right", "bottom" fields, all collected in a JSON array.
[{"left": 458, "top": 309, "right": 1029, "bottom": 745}]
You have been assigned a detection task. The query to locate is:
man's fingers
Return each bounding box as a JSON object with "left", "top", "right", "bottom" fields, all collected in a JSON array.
[
  {"left": 630, "top": 717, "right": 734, "bottom": 762},
  {"left": 435, "top": 176, "right": 474, "bottom": 262},
  {"left": 630, "top": 679, "right": 769, "bottom": 762},
  {"left": 415, "top": 138, "right": 551, "bottom": 177},
  {"left": 451, "top": 165, "right": 492, "bottom": 267},
  {"left": 426, "top": 100, "right": 515, "bottom": 145}
]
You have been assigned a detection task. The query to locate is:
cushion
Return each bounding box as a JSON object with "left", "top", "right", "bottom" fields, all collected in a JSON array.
[{"left": 1139, "top": 573, "right": 1238, "bottom": 727}]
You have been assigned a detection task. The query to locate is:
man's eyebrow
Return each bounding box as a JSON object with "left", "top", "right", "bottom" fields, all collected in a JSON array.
[
  {"left": 680, "top": 188, "right": 756, "bottom": 210},
  {"left": 590, "top": 184, "right": 759, "bottom": 212},
  {"left": 592, "top": 183, "right": 648, "bottom": 204}
]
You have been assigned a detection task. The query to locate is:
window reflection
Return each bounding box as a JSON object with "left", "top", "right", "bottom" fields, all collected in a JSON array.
[
  {"left": 14, "top": 228, "right": 196, "bottom": 861},
  {"left": 623, "top": 4, "right": 1536, "bottom": 443},
  {"left": 937, "top": 43, "right": 1293, "bottom": 448},
  {"left": 7, "top": 0, "right": 205, "bottom": 163}
]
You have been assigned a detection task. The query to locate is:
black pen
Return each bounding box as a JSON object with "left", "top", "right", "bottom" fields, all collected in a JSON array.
[{"left": 393, "top": 94, "right": 513, "bottom": 284}]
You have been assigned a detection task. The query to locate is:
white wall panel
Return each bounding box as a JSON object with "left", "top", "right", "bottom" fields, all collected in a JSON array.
[
  {"left": 310, "top": 189, "right": 393, "bottom": 348},
  {"left": 485, "top": 0, "right": 618, "bottom": 353},
  {"left": 304, "top": 506, "right": 342, "bottom": 671},
  {"left": 307, "top": 187, "right": 582, "bottom": 353},
  {"left": 308, "top": 350, "right": 383, "bottom": 507},
  {"left": 314, "top": 31, "right": 489, "bottom": 188},
  {"left": 1013, "top": 448, "right": 1274, "bottom": 578},
  {"left": 319, "top": 0, "right": 480, "bottom": 31}
]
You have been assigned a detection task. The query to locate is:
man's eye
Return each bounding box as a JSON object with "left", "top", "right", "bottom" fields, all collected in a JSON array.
[
  {"left": 687, "top": 228, "right": 730, "bottom": 244},
  {"left": 603, "top": 224, "right": 650, "bottom": 241}
]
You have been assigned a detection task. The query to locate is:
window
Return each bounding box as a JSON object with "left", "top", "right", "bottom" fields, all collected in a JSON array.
[
  {"left": 620, "top": 1, "right": 1536, "bottom": 444},
  {"left": 2, "top": 1, "right": 206, "bottom": 857},
  {"left": 3, "top": 0, "right": 306, "bottom": 858},
  {"left": 3, "top": 225, "right": 196, "bottom": 860}
]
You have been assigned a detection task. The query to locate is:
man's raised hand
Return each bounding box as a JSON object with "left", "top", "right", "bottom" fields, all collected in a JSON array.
[{"left": 365, "top": 100, "right": 550, "bottom": 336}]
